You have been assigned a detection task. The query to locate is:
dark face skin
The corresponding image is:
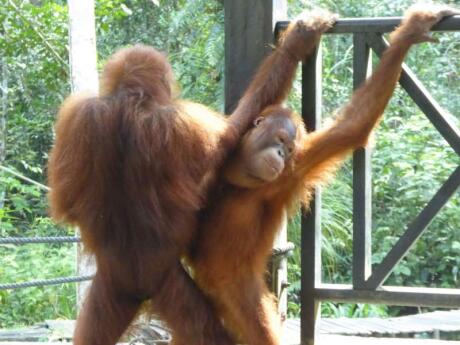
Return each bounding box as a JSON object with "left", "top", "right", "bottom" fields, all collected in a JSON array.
[{"left": 225, "top": 113, "right": 297, "bottom": 188}]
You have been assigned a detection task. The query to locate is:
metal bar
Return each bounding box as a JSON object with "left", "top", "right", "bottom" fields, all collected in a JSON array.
[
  {"left": 352, "top": 33, "right": 373, "bottom": 290},
  {"left": 276, "top": 15, "right": 460, "bottom": 34},
  {"left": 365, "top": 165, "right": 460, "bottom": 289},
  {"left": 301, "top": 44, "right": 322, "bottom": 345},
  {"left": 366, "top": 33, "right": 460, "bottom": 157},
  {"left": 315, "top": 284, "right": 460, "bottom": 308}
]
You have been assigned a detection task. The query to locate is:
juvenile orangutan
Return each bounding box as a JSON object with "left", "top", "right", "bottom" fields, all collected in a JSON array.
[{"left": 189, "top": 5, "right": 458, "bottom": 345}]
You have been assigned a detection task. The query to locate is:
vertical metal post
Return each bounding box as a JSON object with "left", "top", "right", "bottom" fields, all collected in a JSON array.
[
  {"left": 352, "top": 33, "right": 373, "bottom": 289},
  {"left": 301, "top": 44, "right": 322, "bottom": 345}
]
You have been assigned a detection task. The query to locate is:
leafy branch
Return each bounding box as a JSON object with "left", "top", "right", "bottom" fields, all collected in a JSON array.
[{"left": 6, "top": 0, "right": 69, "bottom": 77}]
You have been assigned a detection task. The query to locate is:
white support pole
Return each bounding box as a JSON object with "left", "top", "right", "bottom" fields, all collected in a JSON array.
[
  {"left": 67, "top": 0, "right": 98, "bottom": 307},
  {"left": 68, "top": 0, "right": 99, "bottom": 93}
]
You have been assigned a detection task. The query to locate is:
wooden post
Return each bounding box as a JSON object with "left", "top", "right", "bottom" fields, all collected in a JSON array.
[
  {"left": 67, "top": 0, "right": 98, "bottom": 306},
  {"left": 352, "top": 33, "right": 372, "bottom": 290},
  {"left": 301, "top": 45, "right": 322, "bottom": 345},
  {"left": 224, "top": 0, "right": 289, "bottom": 322},
  {"left": 224, "top": 0, "right": 286, "bottom": 113}
]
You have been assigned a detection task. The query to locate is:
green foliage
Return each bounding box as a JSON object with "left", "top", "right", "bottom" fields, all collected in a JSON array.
[
  {"left": 0, "top": 243, "right": 76, "bottom": 328},
  {"left": 1, "top": 0, "right": 68, "bottom": 173},
  {"left": 0, "top": 0, "right": 74, "bottom": 327}
]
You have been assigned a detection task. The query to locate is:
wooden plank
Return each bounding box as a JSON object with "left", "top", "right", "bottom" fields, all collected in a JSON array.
[
  {"left": 314, "top": 335, "right": 460, "bottom": 345},
  {"left": 301, "top": 44, "right": 322, "bottom": 345},
  {"left": 276, "top": 15, "right": 460, "bottom": 35},
  {"left": 0, "top": 328, "right": 49, "bottom": 342},
  {"left": 283, "top": 318, "right": 460, "bottom": 344},
  {"left": 0, "top": 320, "right": 73, "bottom": 342},
  {"left": 364, "top": 165, "right": 460, "bottom": 289},
  {"left": 324, "top": 318, "right": 369, "bottom": 334},
  {"left": 315, "top": 284, "right": 460, "bottom": 308},
  {"left": 4, "top": 312, "right": 460, "bottom": 344},
  {"left": 366, "top": 33, "right": 460, "bottom": 157},
  {"left": 352, "top": 33, "right": 373, "bottom": 289}
]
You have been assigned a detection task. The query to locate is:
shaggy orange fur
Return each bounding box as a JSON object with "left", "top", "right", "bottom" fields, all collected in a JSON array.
[
  {"left": 189, "top": 6, "right": 457, "bottom": 345},
  {"left": 46, "top": 11, "right": 333, "bottom": 345}
]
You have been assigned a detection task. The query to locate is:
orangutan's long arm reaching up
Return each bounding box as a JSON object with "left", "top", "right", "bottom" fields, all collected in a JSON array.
[{"left": 294, "top": 5, "right": 459, "bottom": 180}]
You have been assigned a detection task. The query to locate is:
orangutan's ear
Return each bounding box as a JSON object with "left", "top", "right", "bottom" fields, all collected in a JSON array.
[{"left": 253, "top": 117, "right": 265, "bottom": 126}]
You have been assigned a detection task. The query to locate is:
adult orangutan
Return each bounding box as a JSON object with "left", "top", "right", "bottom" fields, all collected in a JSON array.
[
  {"left": 189, "top": 5, "right": 458, "bottom": 345},
  {"left": 47, "top": 9, "right": 336, "bottom": 345}
]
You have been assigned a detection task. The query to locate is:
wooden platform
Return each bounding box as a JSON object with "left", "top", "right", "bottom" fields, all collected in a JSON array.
[
  {"left": 311, "top": 335, "right": 460, "bottom": 344},
  {"left": 288, "top": 310, "right": 460, "bottom": 336},
  {"left": 0, "top": 336, "right": 459, "bottom": 345},
  {"left": 1, "top": 310, "right": 459, "bottom": 344},
  {"left": 283, "top": 322, "right": 460, "bottom": 345}
]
